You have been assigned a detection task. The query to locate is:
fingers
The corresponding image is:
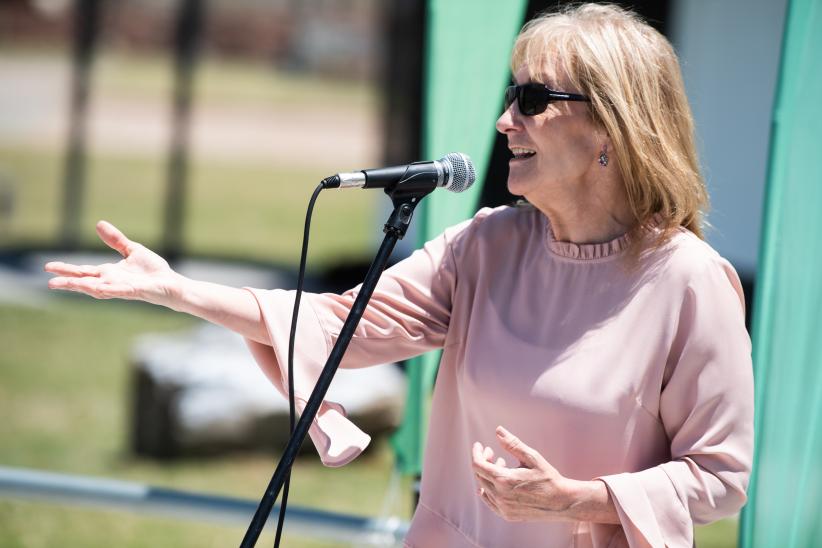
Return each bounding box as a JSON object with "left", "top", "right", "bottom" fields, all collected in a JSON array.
[
  {"left": 48, "top": 275, "right": 99, "bottom": 295},
  {"left": 44, "top": 262, "right": 101, "bottom": 278},
  {"left": 496, "top": 426, "right": 537, "bottom": 467},
  {"left": 472, "top": 441, "right": 518, "bottom": 519},
  {"left": 471, "top": 441, "right": 484, "bottom": 463},
  {"left": 471, "top": 442, "right": 488, "bottom": 474},
  {"left": 45, "top": 259, "right": 135, "bottom": 299},
  {"left": 472, "top": 447, "right": 501, "bottom": 512},
  {"left": 484, "top": 447, "right": 507, "bottom": 468},
  {"left": 472, "top": 442, "right": 506, "bottom": 483},
  {"left": 472, "top": 443, "right": 492, "bottom": 481},
  {"left": 48, "top": 276, "right": 135, "bottom": 299},
  {"left": 96, "top": 220, "right": 134, "bottom": 257}
]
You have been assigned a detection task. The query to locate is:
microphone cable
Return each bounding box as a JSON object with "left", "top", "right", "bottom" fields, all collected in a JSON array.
[{"left": 273, "top": 180, "right": 327, "bottom": 548}]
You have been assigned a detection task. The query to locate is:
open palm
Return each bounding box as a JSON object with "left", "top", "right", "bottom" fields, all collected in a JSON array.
[{"left": 45, "top": 221, "right": 180, "bottom": 306}]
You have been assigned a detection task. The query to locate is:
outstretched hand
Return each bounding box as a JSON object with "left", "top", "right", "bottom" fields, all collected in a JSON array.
[{"left": 45, "top": 221, "right": 182, "bottom": 307}]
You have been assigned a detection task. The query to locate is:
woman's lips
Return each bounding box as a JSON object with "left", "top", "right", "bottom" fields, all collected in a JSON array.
[{"left": 509, "top": 147, "right": 536, "bottom": 161}]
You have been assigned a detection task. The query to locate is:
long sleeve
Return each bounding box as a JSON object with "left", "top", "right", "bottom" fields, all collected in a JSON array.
[
  {"left": 243, "top": 217, "right": 470, "bottom": 467},
  {"left": 593, "top": 257, "right": 754, "bottom": 547}
]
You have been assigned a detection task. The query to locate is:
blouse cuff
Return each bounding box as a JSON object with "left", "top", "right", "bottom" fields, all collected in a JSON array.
[
  {"left": 243, "top": 287, "right": 371, "bottom": 467},
  {"left": 595, "top": 467, "right": 693, "bottom": 548}
]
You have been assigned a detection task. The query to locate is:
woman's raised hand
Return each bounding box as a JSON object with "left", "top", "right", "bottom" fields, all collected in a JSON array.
[{"left": 45, "top": 221, "right": 182, "bottom": 307}]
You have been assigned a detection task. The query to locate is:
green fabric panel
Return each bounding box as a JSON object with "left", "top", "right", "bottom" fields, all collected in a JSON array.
[
  {"left": 390, "top": 351, "right": 440, "bottom": 474},
  {"left": 739, "top": 0, "right": 822, "bottom": 546},
  {"left": 421, "top": 0, "right": 527, "bottom": 237},
  {"left": 390, "top": 0, "right": 527, "bottom": 475}
]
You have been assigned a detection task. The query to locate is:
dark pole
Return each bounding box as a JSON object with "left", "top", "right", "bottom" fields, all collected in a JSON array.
[
  {"left": 381, "top": 0, "right": 426, "bottom": 512},
  {"left": 60, "top": 0, "right": 102, "bottom": 250},
  {"left": 162, "top": 0, "right": 205, "bottom": 262},
  {"left": 381, "top": 0, "right": 425, "bottom": 167}
]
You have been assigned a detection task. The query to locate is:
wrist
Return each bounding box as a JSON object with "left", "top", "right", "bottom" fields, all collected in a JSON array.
[
  {"left": 558, "top": 478, "right": 588, "bottom": 517},
  {"left": 559, "top": 479, "right": 620, "bottom": 524},
  {"left": 155, "top": 271, "right": 189, "bottom": 311}
]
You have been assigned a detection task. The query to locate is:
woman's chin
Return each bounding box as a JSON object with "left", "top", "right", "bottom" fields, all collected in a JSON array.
[{"left": 506, "top": 177, "right": 531, "bottom": 198}]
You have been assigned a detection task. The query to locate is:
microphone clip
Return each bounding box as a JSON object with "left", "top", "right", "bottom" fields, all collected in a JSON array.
[{"left": 383, "top": 188, "right": 428, "bottom": 239}]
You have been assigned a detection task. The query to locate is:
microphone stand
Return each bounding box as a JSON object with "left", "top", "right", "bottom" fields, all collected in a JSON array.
[{"left": 240, "top": 184, "right": 433, "bottom": 547}]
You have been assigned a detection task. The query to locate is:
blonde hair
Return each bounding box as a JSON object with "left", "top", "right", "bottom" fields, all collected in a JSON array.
[{"left": 512, "top": 3, "right": 708, "bottom": 240}]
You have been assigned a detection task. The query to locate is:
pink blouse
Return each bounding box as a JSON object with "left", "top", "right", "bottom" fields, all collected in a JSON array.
[{"left": 244, "top": 205, "right": 754, "bottom": 547}]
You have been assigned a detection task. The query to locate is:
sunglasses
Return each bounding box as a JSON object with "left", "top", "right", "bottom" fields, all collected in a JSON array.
[{"left": 504, "top": 83, "right": 590, "bottom": 116}]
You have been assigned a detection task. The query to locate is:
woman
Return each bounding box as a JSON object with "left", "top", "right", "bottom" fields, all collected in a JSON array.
[{"left": 46, "top": 4, "right": 753, "bottom": 547}]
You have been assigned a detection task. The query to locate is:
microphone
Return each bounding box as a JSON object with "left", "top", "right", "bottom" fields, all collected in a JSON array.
[{"left": 322, "top": 152, "right": 476, "bottom": 194}]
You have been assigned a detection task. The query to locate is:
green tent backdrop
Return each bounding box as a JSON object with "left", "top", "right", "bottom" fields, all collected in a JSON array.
[
  {"left": 739, "top": 0, "right": 822, "bottom": 546},
  {"left": 389, "top": 0, "right": 528, "bottom": 475}
]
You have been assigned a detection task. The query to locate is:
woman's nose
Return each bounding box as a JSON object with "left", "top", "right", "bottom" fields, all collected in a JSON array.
[{"left": 496, "top": 104, "right": 520, "bottom": 134}]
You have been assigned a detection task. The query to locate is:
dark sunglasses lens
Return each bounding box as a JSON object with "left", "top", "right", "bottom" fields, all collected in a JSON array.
[
  {"left": 520, "top": 85, "right": 548, "bottom": 115},
  {"left": 504, "top": 86, "right": 516, "bottom": 111}
]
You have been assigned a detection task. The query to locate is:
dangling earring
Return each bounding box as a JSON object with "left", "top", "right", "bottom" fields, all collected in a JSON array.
[{"left": 598, "top": 144, "right": 609, "bottom": 167}]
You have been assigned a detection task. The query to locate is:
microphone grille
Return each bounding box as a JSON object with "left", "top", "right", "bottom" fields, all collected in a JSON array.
[{"left": 442, "top": 152, "right": 476, "bottom": 193}]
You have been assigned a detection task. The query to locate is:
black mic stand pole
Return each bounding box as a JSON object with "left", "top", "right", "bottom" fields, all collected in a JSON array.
[{"left": 240, "top": 184, "right": 432, "bottom": 547}]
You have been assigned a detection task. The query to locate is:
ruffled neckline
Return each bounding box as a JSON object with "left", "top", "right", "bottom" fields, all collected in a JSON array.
[{"left": 542, "top": 214, "right": 636, "bottom": 261}]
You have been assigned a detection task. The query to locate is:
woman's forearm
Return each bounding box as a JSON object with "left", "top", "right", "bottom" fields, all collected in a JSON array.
[
  {"left": 169, "top": 274, "right": 270, "bottom": 345},
  {"left": 562, "top": 479, "right": 621, "bottom": 524}
]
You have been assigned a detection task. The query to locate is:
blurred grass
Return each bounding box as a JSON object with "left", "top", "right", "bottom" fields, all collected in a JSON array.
[
  {"left": 94, "top": 50, "right": 377, "bottom": 109},
  {"left": 696, "top": 519, "right": 739, "bottom": 548},
  {"left": 0, "top": 145, "right": 379, "bottom": 266},
  {"left": 0, "top": 299, "right": 411, "bottom": 547}
]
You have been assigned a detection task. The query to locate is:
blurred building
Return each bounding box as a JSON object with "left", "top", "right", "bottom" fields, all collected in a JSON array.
[{"left": 0, "top": 0, "right": 381, "bottom": 78}]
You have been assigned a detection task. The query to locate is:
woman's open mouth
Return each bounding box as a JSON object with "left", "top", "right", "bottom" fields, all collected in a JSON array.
[{"left": 510, "top": 147, "right": 536, "bottom": 161}]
